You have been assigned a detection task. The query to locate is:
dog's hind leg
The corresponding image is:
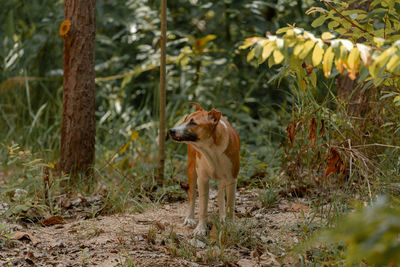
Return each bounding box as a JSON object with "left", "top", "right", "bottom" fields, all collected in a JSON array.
[
  {"left": 218, "top": 180, "right": 226, "bottom": 222},
  {"left": 184, "top": 145, "right": 197, "bottom": 227},
  {"left": 225, "top": 178, "right": 237, "bottom": 220}
]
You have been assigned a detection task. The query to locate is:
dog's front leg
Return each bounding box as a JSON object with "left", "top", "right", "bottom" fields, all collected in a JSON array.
[
  {"left": 184, "top": 162, "right": 196, "bottom": 227},
  {"left": 193, "top": 175, "right": 209, "bottom": 235}
]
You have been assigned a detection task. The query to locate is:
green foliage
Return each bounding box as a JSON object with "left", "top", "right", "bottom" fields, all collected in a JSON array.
[{"left": 306, "top": 197, "right": 400, "bottom": 266}]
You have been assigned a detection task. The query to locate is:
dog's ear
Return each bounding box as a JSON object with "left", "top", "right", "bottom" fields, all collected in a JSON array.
[
  {"left": 189, "top": 102, "right": 203, "bottom": 111},
  {"left": 208, "top": 108, "right": 221, "bottom": 125}
]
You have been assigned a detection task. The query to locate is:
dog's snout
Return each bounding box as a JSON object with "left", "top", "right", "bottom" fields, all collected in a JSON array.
[{"left": 168, "top": 128, "right": 176, "bottom": 136}]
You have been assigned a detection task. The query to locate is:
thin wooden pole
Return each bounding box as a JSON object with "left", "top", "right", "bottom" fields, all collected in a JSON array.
[{"left": 157, "top": 0, "right": 167, "bottom": 186}]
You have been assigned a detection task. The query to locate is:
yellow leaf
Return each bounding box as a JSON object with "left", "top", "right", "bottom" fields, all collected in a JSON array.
[
  {"left": 261, "top": 42, "right": 274, "bottom": 62},
  {"left": 312, "top": 44, "right": 324, "bottom": 67},
  {"left": 239, "top": 37, "right": 263, "bottom": 50},
  {"left": 194, "top": 34, "right": 217, "bottom": 54},
  {"left": 310, "top": 70, "right": 317, "bottom": 88},
  {"left": 293, "top": 43, "right": 304, "bottom": 57},
  {"left": 347, "top": 48, "right": 360, "bottom": 70},
  {"left": 48, "top": 162, "right": 55, "bottom": 169},
  {"left": 297, "top": 70, "right": 306, "bottom": 92},
  {"left": 323, "top": 46, "right": 334, "bottom": 78},
  {"left": 286, "top": 29, "right": 294, "bottom": 37},
  {"left": 373, "top": 37, "right": 385, "bottom": 48},
  {"left": 321, "top": 32, "right": 335, "bottom": 40},
  {"left": 335, "top": 59, "right": 345, "bottom": 74},
  {"left": 247, "top": 48, "right": 255, "bottom": 62},
  {"left": 131, "top": 130, "right": 139, "bottom": 141},
  {"left": 289, "top": 54, "right": 300, "bottom": 70},
  {"left": 369, "top": 48, "right": 393, "bottom": 78},
  {"left": 387, "top": 54, "right": 400, "bottom": 73},
  {"left": 348, "top": 58, "right": 360, "bottom": 80},
  {"left": 273, "top": 49, "right": 284, "bottom": 64},
  {"left": 394, "top": 95, "right": 400, "bottom": 103},
  {"left": 299, "top": 40, "right": 315, "bottom": 59},
  {"left": 301, "top": 79, "right": 306, "bottom": 91},
  {"left": 120, "top": 141, "right": 131, "bottom": 155}
]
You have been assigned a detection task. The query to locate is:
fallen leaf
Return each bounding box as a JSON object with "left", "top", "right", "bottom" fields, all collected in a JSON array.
[
  {"left": 39, "top": 215, "right": 65, "bottom": 227},
  {"left": 12, "top": 231, "right": 37, "bottom": 244},
  {"left": 286, "top": 120, "right": 296, "bottom": 148},
  {"left": 307, "top": 118, "right": 317, "bottom": 146},
  {"left": 154, "top": 221, "right": 165, "bottom": 231},
  {"left": 324, "top": 148, "right": 344, "bottom": 178},
  {"left": 290, "top": 203, "right": 310, "bottom": 212}
]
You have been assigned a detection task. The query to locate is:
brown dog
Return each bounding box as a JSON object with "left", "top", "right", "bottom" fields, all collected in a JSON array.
[{"left": 169, "top": 102, "right": 240, "bottom": 235}]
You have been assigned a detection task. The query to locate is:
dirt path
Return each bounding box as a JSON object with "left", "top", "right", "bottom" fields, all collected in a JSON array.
[{"left": 0, "top": 190, "right": 310, "bottom": 266}]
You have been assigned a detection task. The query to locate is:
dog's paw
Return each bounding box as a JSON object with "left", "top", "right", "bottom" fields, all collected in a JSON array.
[
  {"left": 183, "top": 217, "right": 196, "bottom": 227},
  {"left": 192, "top": 223, "right": 207, "bottom": 236}
]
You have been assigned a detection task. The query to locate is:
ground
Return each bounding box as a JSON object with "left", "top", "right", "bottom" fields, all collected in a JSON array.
[{"left": 0, "top": 189, "right": 312, "bottom": 266}]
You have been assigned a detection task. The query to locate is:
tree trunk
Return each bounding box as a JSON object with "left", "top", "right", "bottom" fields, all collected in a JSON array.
[
  {"left": 157, "top": 0, "right": 167, "bottom": 186},
  {"left": 60, "top": 0, "right": 96, "bottom": 180}
]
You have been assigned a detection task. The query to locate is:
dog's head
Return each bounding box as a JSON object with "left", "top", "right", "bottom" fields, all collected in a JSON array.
[{"left": 168, "top": 102, "right": 221, "bottom": 143}]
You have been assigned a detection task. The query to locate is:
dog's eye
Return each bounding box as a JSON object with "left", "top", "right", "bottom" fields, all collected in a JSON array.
[{"left": 189, "top": 118, "right": 197, "bottom": 125}]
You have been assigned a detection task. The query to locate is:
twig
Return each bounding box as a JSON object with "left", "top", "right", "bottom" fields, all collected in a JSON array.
[{"left": 321, "top": 0, "right": 375, "bottom": 38}]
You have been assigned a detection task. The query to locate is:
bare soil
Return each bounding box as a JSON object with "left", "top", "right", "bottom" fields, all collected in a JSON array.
[{"left": 0, "top": 189, "right": 311, "bottom": 266}]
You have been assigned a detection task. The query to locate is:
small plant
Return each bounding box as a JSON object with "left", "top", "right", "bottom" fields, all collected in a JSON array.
[
  {"left": 303, "top": 196, "right": 400, "bottom": 266},
  {"left": 257, "top": 188, "right": 280, "bottom": 209},
  {"left": 0, "top": 223, "right": 16, "bottom": 248}
]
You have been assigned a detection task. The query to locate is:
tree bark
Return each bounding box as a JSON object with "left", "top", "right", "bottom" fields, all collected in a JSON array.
[{"left": 60, "top": 0, "right": 96, "bottom": 180}]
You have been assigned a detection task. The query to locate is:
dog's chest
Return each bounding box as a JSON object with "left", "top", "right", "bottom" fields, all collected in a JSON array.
[{"left": 195, "top": 150, "right": 232, "bottom": 180}]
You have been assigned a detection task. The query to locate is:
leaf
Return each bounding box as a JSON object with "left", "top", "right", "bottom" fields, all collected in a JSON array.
[
  {"left": 121, "top": 74, "right": 133, "bottom": 89},
  {"left": 324, "top": 148, "right": 344, "bottom": 179},
  {"left": 194, "top": 34, "right": 217, "bottom": 54},
  {"left": 369, "top": 48, "right": 393, "bottom": 78},
  {"left": 239, "top": 37, "right": 263, "bottom": 50},
  {"left": 312, "top": 16, "right": 328, "bottom": 28},
  {"left": 307, "top": 118, "right": 317, "bottom": 146},
  {"left": 131, "top": 130, "right": 139, "bottom": 141},
  {"left": 356, "top": 43, "right": 371, "bottom": 66},
  {"left": 39, "top": 215, "right": 65, "bottom": 227},
  {"left": 340, "top": 39, "right": 354, "bottom": 52},
  {"left": 373, "top": 37, "right": 385, "bottom": 48},
  {"left": 347, "top": 47, "right": 361, "bottom": 80},
  {"left": 323, "top": 46, "right": 335, "bottom": 78},
  {"left": 293, "top": 42, "right": 305, "bottom": 57},
  {"left": 286, "top": 121, "right": 296, "bottom": 148},
  {"left": 247, "top": 47, "right": 255, "bottom": 62},
  {"left": 120, "top": 141, "right": 131, "bottom": 155},
  {"left": 393, "top": 95, "right": 400, "bottom": 104},
  {"left": 276, "top": 27, "right": 291, "bottom": 34},
  {"left": 310, "top": 69, "right": 317, "bottom": 88},
  {"left": 387, "top": 54, "right": 400, "bottom": 73},
  {"left": 312, "top": 44, "right": 324, "bottom": 67},
  {"left": 273, "top": 49, "right": 284, "bottom": 64},
  {"left": 321, "top": 32, "right": 335, "bottom": 40},
  {"left": 261, "top": 42, "right": 274, "bottom": 63},
  {"left": 320, "top": 119, "right": 326, "bottom": 138},
  {"left": 335, "top": 59, "right": 345, "bottom": 74},
  {"left": 12, "top": 232, "right": 37, "bottom": 244},
  {"left": 299, "top": 40, "right": 315, "bottom": 59}
]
